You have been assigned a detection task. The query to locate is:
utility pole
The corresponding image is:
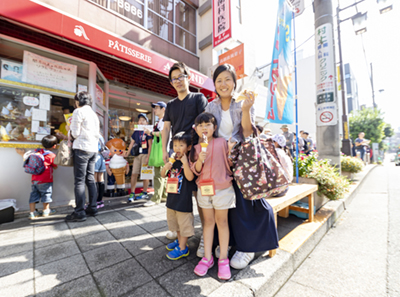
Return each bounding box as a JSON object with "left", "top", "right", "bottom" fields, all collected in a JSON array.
[
  {"left": 314, "top": 0, "right": 341, "bottom": 168},
  {"left": 370, "top": 63, "right": 376, "bottom": 109}
]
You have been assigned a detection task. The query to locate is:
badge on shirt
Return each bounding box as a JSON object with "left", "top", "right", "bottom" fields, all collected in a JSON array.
[{"left": 199, "top": 178, "right": 216, "bottom": 196}]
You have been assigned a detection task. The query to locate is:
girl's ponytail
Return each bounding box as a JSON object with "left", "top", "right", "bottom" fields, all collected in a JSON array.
[{"left": 189, "top": 127, "right": 198, "bottom": 163}]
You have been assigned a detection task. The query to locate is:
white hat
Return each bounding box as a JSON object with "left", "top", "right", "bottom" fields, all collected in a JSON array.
[{"left": 272, "top": 134, "right": 286, "bottom": 148}]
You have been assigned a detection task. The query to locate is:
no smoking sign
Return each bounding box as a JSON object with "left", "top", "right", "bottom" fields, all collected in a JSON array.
[{"left": 317, "top": 103, "right": 337, "bottom": 126}]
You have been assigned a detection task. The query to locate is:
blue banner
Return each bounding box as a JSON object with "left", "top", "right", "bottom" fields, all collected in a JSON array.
[{"left": 265, "top": 0, "right": 294, "bottom": 124}]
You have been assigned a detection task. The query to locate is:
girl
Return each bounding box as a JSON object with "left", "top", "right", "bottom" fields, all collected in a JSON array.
[
  {"left": 190, "top": 113, "right": 236, "bottom": 280},
  {"left": 161, "top": 132, "right": 197, "bottom": 260},
  {"left": 272, "top": 134, "right": 294, "bottom": 183}
]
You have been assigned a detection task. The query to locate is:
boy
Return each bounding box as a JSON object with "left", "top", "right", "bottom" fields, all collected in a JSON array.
[
  {"left": 16, "top": 135, "right": 58, "bottom": 219},
  {"left": 126, "top": 113, "right": 153, "bottom": 202}
]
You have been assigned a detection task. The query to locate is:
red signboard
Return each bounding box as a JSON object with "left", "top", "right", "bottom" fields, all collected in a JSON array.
[
  {"left": 213, "top": 0, "right": 232, "bottom": 47},
  {"left": 0, "top": 0, "right": 214, "bottom": 92},
  {"left": 218, "top": 44, "right": 245, "bottom": 79}
]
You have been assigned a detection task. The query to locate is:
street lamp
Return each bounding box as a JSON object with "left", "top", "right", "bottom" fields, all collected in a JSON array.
[
  {"left": 377, "top": 0, "right": 393, "bottom": 14},
  {"left": 351, "top": 12, "right": 368, "bottom": 35}
]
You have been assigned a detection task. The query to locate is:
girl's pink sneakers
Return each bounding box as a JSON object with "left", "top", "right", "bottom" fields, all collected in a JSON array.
[
  {"left": 194, "top": 257, "right": 214, "bottom": 277},
  {"left": 217, "top": 258, "right": 231, "bottom": 280}
]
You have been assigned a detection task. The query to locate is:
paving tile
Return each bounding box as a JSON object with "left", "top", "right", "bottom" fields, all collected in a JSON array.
[
  {"left": 208, "top": 282, "right": 254, "bottom": 297},
  {"left": 148, "top": 225, "right": 173, "bottom": 245},
  {"left": 118, "top": 208, "right": 149, "bottom": 221},
  {"left": 35, "top": 254, "right": 90, "bottom": 293},
  {"left": 139, "top": 216, "right": 169, "bottom": 232},
  {"left": 125, "top": 280, "right": 170, "bottom": 297},
  {"left": 83, "top": 242, "right": 131, "bottom": 272},
  {"left": 107, "top": 223, "right": 147, "bottom": 240},
  {"left": 141, "top": 205, "right": 166, "bottom": 216},
  {"left": 275, "top": 280, "right": 334, "bottom": 297},
  {"left": 67, "top": 217, "right": 107, "bottom": 238},
  {"left": 34, "top": 222, "right": 74, "bottom": 249},
  {"left": 119, "top": 232, "right": 164, "bottom": 256},
  {"left": 95, "top": 211, "right": 129, "bottom": 226},
  {"left": 136, "top": 245, "right": 187, "bottom": 278},
  {"left": 35, "top": 240, "right": 80, "bottom": 267},
  {"left": 93, "top": 258, "right": 152, "bottom": 297},
  {"left": 0, "top": 250, "right": 33, "bottom": 278},
  {"left": 0, "top": 268, "right": 34, "bottom": 297},
  {"left": 75, "top": 230, "right": 117, "bottom": 253},
  {"left": 158, "top": 261, "right": 222, "bottom": 297},
  {"left": 36, "top": 274, "right": 101, "bottom": 297},
  {"left": 0, "top": 227, "right": 33, "bottom": 257}
]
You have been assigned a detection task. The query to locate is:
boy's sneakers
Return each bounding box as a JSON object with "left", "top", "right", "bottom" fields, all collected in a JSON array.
[
  {"left": 29, "top": 211, "right": 40, "bottom": 220},
  {"left": 135, "top": 192, "right": 149, "bottom": 200},
  {"left": 128, "top": 193, "right": 135, "bottom": 203},
  {"left": 194, "top": 256, "right": 214, "bottom": 277},
  {"left": 97, "top": 201, "right": 104, "bottom": 209},
  {"left": 166, "top": 239, "right": 180, "bottom": 251},
  {"left": 166, "top": 245, "right": 189, "bottom": 260},
  {"left": 42, "top": 209, "right": 56, "bottom": 217}
]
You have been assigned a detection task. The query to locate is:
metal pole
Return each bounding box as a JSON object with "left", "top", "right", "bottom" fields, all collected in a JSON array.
[
  {"left": 293, "top": 10, "right": 299, "bottom": 183},
  {"left": 314, "top": 0, "right": 341, "bottom": 168},
  {"left": 336, "top": 5, "right": 352, "bottom": 156},
  {"left": 370, "top": 63, "right": 376, "bottom": 108}
]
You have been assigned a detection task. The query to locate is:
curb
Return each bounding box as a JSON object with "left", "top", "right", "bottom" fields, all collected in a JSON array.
[{"left": 208, "top": 165, "right": 377, "bottom": 297}]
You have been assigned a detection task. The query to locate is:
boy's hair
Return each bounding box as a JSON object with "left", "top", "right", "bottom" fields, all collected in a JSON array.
[
  {"left": 190, "top": 113, "right": 218, "bottom": 163},
  {"left": 168, "top": 62, "right": 190, "bottom": 81},
  {"left": 42, "top": 135, "right": 58, "bottom": 149},
  {"left": 172, "top": 131, "right": 192, "bottom": 148}
]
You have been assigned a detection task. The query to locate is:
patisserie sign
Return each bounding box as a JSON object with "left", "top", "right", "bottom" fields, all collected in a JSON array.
[{"left": 23, "top": 96, "right": 39, "bottom": 106}]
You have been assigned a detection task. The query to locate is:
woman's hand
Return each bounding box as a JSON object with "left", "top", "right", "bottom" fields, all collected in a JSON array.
[
  {"left": 144, "top": 128, "right": 152, "bottom": 136},
  {"left": 242, "top": 91, "right": 255, "bottom": 112}
]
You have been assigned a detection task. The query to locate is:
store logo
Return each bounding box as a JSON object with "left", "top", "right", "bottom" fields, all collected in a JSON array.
[{"left": 74, "top": 25, "right": 90, "bottom": 40}]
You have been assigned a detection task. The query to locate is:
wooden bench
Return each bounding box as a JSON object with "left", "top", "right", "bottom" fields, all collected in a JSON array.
[{"left": 264, "top": 183, "right": 318, "bottom": 257}]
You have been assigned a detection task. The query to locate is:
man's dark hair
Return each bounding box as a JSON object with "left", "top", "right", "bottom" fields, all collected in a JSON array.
[
  {"left": 42, "top": 135, "right": 58, "bottom": 149},
  {"left": 74, "top": 91, "right": 92, "bottom": 107},
  {"left": 213, "top": 64, "right": 237, "bottom": 97},
  {"left": 303, "top": 132, "right": 309, "bottom": 136},
  {"left": 172, "top": 131, "right": 192, "bottom": 148},
  {"left": 256, "top": 125, "right": 263, "bottom": 134},
  {"left": 63, "top": 106, "right": 74, "bottom": 113},
  {"left": 169, "top": 62, "right": 190, "bottom": 81}
]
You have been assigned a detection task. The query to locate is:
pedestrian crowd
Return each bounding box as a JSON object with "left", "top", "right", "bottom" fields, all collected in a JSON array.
[{"left": 17, "top": 62, "right": 301, "bottom": 280}]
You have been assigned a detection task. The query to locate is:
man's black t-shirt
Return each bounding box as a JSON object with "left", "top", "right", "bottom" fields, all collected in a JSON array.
[
  {"left": 164, "top": 92, "right": 208, "bottom": 149},
  {"left": 166, "top": 160, "right": 197, "bottom": 213}
]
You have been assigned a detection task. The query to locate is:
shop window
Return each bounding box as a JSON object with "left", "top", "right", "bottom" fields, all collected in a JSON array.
[
  {"left": 109, "top": 0, "right": 145, "bottom": 26},
  {"left": 175, "top": 27, "right": 196, "bottom": 53},
  {"left": 175, "top": 1, "right": 196, "bottom": 35},
  {"left": 148, "top": 0, "right": 174, "bottom": 22},
  {"left": 0, "top": 86, "right": 74, "bottom": 143},
  {"left": 148, "top": 11, "right": 174, "bottom": 43}
]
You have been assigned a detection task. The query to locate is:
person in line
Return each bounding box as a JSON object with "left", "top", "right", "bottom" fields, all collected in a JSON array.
[
  {"left": 162, "top": 132, "right": 197, "bottom": 260},
  {"left": 144, "top": 101, "right": 168, "bottom": 207},
  {"left": 16, "top": 135, "right": 58, "bottom": 219},
  {"left": 301, "top": 131, "right": 313, "bottom": 155},
  {"left": 94, "top": 121, "right": 106, "bottom": 208},
  {"left": 66, "top": 91, "right": 100, "bottom": 222},
  {"left": 161, "top": 62, "right": 208, "bottom": 243},
  {"left": 272, "top": 134, "right": 294, "bottom": 184},
  {"left": 205, "top": 64, "right": 278, "bottom": 270},
  {"left": 293, "top": 132, "right": 304, "bottom": 156},
  {"left": 280, "top": 124, "right": 294, "bottom": 157},
  {"left": 355, "top": 132, "right": 370, "bottom": 161},
  {"left": 190, "top": 113, "right": 236, "bottom": 280},
  {"left": 126, "top": 113, "right": 153, "bottom": 202}
]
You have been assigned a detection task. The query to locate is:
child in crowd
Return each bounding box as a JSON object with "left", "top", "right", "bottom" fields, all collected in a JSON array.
[
  {"left": 190, "top": 113, "right": 236, "bottom": 280},
  {"left": 94, "top": 129, "right": 106, "bottom": 208},
  {"left": 16, "top": 135, "right": 58, "bottom": 219},
  {"left": 272, "top": 134, "right": 294, "bottom": 183},
  {"left": 161, "top": 132, "right": 197, "bottom": 260},
  {"left": 126, "top": 113, "right": 153, "bottom": 202}
]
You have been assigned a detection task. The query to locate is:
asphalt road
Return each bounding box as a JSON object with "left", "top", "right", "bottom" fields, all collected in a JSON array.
[{"left": 274, "top": 160, "right": 400, "bottom": 297}]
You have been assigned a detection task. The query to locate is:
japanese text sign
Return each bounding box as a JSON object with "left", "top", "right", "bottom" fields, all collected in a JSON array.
[
  {"left": 218, "top": 44, "right": 245, "bottom": 78},
  {"left": 213, "top": 0, "right": 232, "bottom": 47}
]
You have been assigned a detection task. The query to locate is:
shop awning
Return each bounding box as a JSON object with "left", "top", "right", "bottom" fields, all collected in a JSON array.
[{"left": 0, "top": 0, "right": 215, "bottom": 94}]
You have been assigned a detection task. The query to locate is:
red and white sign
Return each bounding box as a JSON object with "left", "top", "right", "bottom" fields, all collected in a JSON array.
[
  {"left": 316, "top": 102, "right": 337, "bottom": 126},
  {"left": 0, "top": 0, "right": 215, "bottom": 93},
  {"left": 213, "top": 0, "right": 232, "bottom": 47}
]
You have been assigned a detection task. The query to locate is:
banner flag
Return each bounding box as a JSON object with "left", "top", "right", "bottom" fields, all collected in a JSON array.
[{"left": 265, "top": 0, "right": 294, "bottom": 124}]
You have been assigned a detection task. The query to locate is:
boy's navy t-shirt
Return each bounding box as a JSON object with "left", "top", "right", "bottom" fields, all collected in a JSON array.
[
  {"left": 166, "top": 160, "right": 197, "bottom": 213},
  {"left": 131, "top": 131, "right": 152, "bottom": 154}
]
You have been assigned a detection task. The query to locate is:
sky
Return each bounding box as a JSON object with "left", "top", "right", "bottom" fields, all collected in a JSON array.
[{"left": 254, "top": 0, "right": 400, "bottom": 130}]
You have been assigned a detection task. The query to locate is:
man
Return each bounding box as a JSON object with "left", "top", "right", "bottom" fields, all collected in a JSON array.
[
  {"left": 355, "top": 132, "right": 370, "bottom": 161},
  {"left": 280, "top": 125, "right": 294, "bottom": 156},
  {"left": 161, "top": 61, "right": 208, "bottom": 243},
  {"left": 301, "top": 132, "right": 313, "bottom": 155},
  {"left": 144, "top": 101, "right": 167, "bottom": 207}
]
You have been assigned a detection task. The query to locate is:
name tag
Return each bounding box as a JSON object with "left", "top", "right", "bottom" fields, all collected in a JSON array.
[
  {"left": 166, "top": 178, "right": 179, "bottom": 194},
  {"left": 141, "top": 140, "right": 147, "bottom": 149},
  {"left": 199, "top": 178, "right": 215, "bottom": 196},
  {"left": 139, "top": 147, "right": 143, "bottom": 154}
]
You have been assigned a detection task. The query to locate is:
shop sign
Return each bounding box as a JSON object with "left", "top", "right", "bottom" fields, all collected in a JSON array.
[
  {"left": 212, "top": 0, "right": 232, "bottom": 47},
  {"left": 316, "top": 102, "right": 337, "bottom": 126},
  {"left": 218, "top": 44, "right": 245, "bottom": 79},
  {"left": 315, "top": 23, "right": 336, "bottom": 105},
  {"left": 23, "top": 96, "right": 39, "bottom": 106},
  {"left": 1, "top": 59, "right": 23, "bottom": 83},
  {"left": 0, "top": 0, "right": 215, "bottom": 92},
  {"left": 22, "top": 51, "right": 77, "bottom": 93}
]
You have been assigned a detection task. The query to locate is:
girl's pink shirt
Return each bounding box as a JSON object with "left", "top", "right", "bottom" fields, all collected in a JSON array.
[{"left": 190, "top": 137, "right": 233, "bottom": 190}]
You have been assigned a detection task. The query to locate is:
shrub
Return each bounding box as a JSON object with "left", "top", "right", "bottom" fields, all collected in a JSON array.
[{"left": 341, "top": 155, "right": 364, "bottom": 173}]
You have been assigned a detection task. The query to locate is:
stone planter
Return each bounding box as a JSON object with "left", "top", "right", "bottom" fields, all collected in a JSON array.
[
  {"left": 341, "top": 171, "right": 354, "bottom": 181},
  {"left": 293, "top": 176, "right": 330, "bottom": 211}
]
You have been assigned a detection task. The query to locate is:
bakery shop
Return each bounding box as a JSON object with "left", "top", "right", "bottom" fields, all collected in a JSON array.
[{"left": 0, "top": 0, "right": 215, "bottom": 211}]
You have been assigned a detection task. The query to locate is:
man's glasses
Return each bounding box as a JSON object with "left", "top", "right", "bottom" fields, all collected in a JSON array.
[{"left": 171, "top": 74, "right": 187, "bottom": 84}]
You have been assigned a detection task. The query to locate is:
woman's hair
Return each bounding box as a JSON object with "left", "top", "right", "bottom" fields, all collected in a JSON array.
[
  {"left": 172, "top": 131, "right": 192, "bottom": 150},
  {"left": 212, "top": 64, "right": 237, "bottom": 97},
  {"left": 256, "top": 125, "right": 263, "bottom": 134},
  {"left": 74, "top": 91, "right": 92, "bottom": 107},
  {"left": 189, "top": 113, "right": 218, "bottom": 163}
]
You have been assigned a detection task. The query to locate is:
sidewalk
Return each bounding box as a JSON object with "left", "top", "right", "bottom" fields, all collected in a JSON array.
[{"left": 0, "top": 165, "right": 376, "bottom": 297}]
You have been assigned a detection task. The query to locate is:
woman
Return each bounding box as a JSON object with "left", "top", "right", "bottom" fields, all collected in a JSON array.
[
  {"left": 205, "top": 64, "right": 279, "bottom": 270},
  {"left": 65, "top": 91, "right": 100, "bottom": 222}
]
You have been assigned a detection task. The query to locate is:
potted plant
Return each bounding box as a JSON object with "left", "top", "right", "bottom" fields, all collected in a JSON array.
[{"left": 340, "top": 155, "right": 364, "bottom": 180}]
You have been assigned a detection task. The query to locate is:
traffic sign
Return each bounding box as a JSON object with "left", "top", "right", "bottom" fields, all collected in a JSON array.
[{"left": 316, "top": 102, "right": 337, "bottom": 126}]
